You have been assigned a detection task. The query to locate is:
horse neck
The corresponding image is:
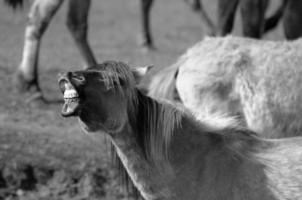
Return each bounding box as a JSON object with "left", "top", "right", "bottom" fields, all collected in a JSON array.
[
  {"left": 110, "top": 124, "right": 175, "bottom": 200},
  {"left": 108, "top": 93, "right": 184, "bottom": 200},
  {"left": 109, "top": 93, "right": 273, "bottom": 200}
]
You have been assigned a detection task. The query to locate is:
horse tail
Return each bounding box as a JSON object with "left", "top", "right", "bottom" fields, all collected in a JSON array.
[
  {"left": 148, "top": 63, "right": 179, "bottom": 101},
  {"left": 4, "top": 0, "right": 24, "bottom": 9},
  {"left": 263, "top": 0, "right": 287, "bottom": 33}
]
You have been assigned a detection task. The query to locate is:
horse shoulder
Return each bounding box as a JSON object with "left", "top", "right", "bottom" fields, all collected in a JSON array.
[{"left": 235, "top": 40, "right": 302, "bottom": 136}]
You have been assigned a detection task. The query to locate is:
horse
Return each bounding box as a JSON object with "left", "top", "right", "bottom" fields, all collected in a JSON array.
[
  {"left": 148, "top": 36, "right": 302, "bottom": 138},
  {"left": 58, "top": 60, "right": 302, "bottom": 200}
]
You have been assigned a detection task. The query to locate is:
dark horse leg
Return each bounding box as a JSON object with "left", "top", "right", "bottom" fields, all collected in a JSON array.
[
  {"left": 15, "top": 0, "right": 64, "bottom": 97},
  {"left": 140, "top": 0, "right": 154, "bottom": 49},
  {"left": 240, "top": 0, "right": 269, "bottom": 38},
  {"left": 216, "top": 0, "right": 269, "bottom": 38},
  {"left": 190, "top": 0, "right": 202, "bottom": 11},
  {"left": 181, "top": 0, "right": 216, "bottom": 35},
  {"left": 263, "top": 0, "right": 285, "bottom": 33},
  {"left": 282, "top": 0, "right": 302, "bottom": 40},
  {"left": 66, "top": 0, "right": 97, "bottom": 67},
  {"left": 216, "top": 0, "right": 239, "bottom": 36}
]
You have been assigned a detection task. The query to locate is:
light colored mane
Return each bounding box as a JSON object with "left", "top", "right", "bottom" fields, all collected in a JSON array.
[
  {"left": 130, "top": 92, "right": 183, "bottom": 162},
  {"left": 148, "top": 63, "right": 179, "bottom": 101}
]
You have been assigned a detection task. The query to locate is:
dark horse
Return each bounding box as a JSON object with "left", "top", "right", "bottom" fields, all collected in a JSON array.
[
  {"left": 59, "top": 60, "right": 302, "bottom": 200},
  {"left": 214, "top": 0, "right": 302, "bottom": 39},
  {"left": 143, "top": 0, "right": 302, "bottom": 41}
]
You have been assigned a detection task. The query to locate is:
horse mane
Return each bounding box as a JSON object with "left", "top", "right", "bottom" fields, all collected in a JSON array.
[
  {"left": 205, "top": 121, "right": 261, "bottom": 159},
  {"left": 132, "top": 89, "right": 261, "bottom": 166},
  {"left": 130, "top": 91, "right": 183, "bottom": 162},
  {"left": 148, "top": 63, "right": 180, "bottom": 101},
  {"left": 135, "top": 94, "right": 261, "bottom": 161},
  {"left": 87, "top": 61, "right": 137, "bottom": 98}
]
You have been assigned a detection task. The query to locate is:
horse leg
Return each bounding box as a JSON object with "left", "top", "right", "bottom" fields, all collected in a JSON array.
[
  {"left": 282, "top": 0, "right": 302, "bottom": 40},
  {"left": 191, "top": 0, "right": 201, "bottom": 11},
  {"left": 66, "top": 0, "right": 96, "bottom": 68},
  {"left": 263, "top": 0, "right": 285, "bottom": 34},
  {"left": 182, "top": 0, "right": 215, "bottom": 35},
  {"left": 140, "top": 0, "right": 154, "bottom": 49},
  {"left": 16, "top": 0, "right": 63, "bottom": 95},
  {"left": 216, "top": 0, "right": 239, "bottom": 36},
  {"left": 240, "top": 0, "right": 269, "bottom": 38},
  {"left": 195, "top": 1, "right": 216, "bottom": 36}
]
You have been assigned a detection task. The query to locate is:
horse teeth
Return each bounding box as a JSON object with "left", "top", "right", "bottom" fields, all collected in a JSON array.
[{"left": 64, "top": 89, "right": 79, "bottom": 99}]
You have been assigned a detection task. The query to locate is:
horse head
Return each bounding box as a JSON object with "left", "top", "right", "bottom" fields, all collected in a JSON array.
[{"left": 58, "top": 61, "right": 148, "bottom": 134}]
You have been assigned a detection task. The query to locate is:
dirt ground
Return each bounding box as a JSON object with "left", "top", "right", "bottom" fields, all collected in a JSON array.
[{"left": 0, "top": 0, "right": 284, "bottom": 199}]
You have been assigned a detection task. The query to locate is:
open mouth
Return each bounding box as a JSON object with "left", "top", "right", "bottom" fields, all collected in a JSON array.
[{"left": 60, "top": 79, "right": 81, "bottom": 117}]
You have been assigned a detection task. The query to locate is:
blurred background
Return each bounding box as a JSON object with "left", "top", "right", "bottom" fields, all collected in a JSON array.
[{"left": 0, "top": 0, "right": 286, "bottom": 199}]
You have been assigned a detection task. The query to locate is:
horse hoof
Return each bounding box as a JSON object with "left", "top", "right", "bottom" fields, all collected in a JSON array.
[
  {"left": 137, "top": 37, "right": 156, "bottom": 51},
  {"left": 140, "top": 43, "right": 156, "bottom": 53},
  {"left": 13, "top": 70, "right": 41, "bottom": 93}
]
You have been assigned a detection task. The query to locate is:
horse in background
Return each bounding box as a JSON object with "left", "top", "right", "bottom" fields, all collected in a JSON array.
[
  {"left": 5, "top": 0, "right": 301, "bottom": 103},
  {"left": 2, "top": 0, "right": 160, "bottom": 102},
  {"left": 143, "top": 0, "right": 302, "bottom": 41},
  {"left": 3, "top": 0, "right": 215, "bottom": 103},
  {"left": 214, "top": 0, "right": 302, "bottom": 39},
  {"left": 148, "top": 36, "right": 302, "bottom": 138},
  {"left": 59, "top": 60, "right": 302, "bottom": 200}
]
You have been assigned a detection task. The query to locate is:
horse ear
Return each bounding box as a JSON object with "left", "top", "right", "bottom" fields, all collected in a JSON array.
[{"left": 132, "top": 65, "right": 153, "bottom": 84}]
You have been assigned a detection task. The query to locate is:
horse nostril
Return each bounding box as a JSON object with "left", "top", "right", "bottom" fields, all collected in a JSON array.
[
  {"left": 72, "top": 74, "right": 86, "bottom": 85},
  {"left": 75, "top": 76, "right": 85, "bottom": 82}
]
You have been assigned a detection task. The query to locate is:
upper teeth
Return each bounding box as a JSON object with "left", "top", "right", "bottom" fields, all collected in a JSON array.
[{"left": 64, "top": 89, "right": 79, "bottom": 99}]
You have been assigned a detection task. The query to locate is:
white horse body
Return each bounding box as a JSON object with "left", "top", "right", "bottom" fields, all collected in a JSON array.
[{"left": 174, "top": 36, "right": 302, "bottom": 137}]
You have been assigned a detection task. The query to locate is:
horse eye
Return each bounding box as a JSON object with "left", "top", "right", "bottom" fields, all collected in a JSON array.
[{"left": 98, "top": 78, "right": 106, "bottom": 83}]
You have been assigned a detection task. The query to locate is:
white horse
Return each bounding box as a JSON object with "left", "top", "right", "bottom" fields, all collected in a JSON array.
[
  {"left": 59, "top": 61, "right": 302, "bottom": 200},
  {"left": 148, "top": 36, "right": 302, "bottom": 138}
]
